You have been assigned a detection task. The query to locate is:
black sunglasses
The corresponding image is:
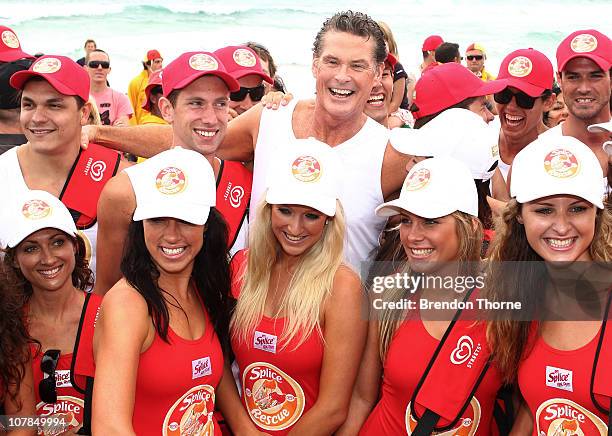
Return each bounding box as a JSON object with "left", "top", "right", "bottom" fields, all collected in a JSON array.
[
  {"left": 493, "top": 88, "right": 540, "bottom": 110},
  {"left": 88, "top": 60, "right": 110, "bottom": 69},
  {"left": 466, "top": 55, "right": 484, "bottom": 61},
  {"left": 230, "top": 84, "right": 265, "bottom": 102},
  {"left": 39, "top": 349, "right": 60, "bottom": 403}
]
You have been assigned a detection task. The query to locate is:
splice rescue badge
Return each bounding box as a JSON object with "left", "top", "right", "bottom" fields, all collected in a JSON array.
[
  {"left": 405, "top": 397, "right": 481, "bottom": 436},
  {"left": 163, "top": 385, "right": 216, "bottom": 436},
  {"left": 535, "top": 398, "right": 607, "bottom": 435},
  {"left": 243, "top": 362, "right": 305, "bottom": 431},
  {"left": 36, "top": 396, "right": 83, "bottom": 435}
]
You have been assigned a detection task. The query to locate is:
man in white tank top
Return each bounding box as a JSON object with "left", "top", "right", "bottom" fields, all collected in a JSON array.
[{"left": 216, "top": 11, "right": 411, "bottom": 271}]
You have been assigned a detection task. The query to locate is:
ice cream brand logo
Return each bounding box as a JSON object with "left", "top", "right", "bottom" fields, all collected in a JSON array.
[
  {"left": 1, "top": 30, "right": 19, "bottom": 49},
  {"left": 156, "top": 167, "right": 187, "bottom": 195},
  {"left": 192, "top": 357, "right": 212, "bottom": 379},
  {"left": 33, "top": 58, "right": 62, "bottom": 74},
  {"left": 189, "top": 54, "right": 218, "bottom": 71},
  {"left": 243, "top": 362, "right": 305, "bottom": 431},
  {"left": 22, "top": 199, "right": 51, "bottom": 220},
  {"left": 450, "top": 335, "right": 474, "bottom": 365},
  {"left": 571, "top": 34, "right": 598, "bottom": 53},
  {"left": 37, "top": 396, "right": 83, "bottom": 434},
  {"left": 253, "top": 331, "right": 277, "bottom": 353},
  {"left": 406, "top": 397, "right": 481, "bottom": 435},
  {"left": 404, "top": 168, "right": 430, "bottom": 191},
  {"left": 54, "top": 370, "right": 72, "bottom": 388},
  {"left": 163, "top": 385, "right": 216, "bottom": 436},
  {"left": 536, "top": 398, "right": 607, "bottom": 435},
  {"left": 544, "top": 149, "right": 579, "bottom": 178},
  {"left": 507, "top": 56, "right": 533, "bottom": 77},
  {"left": 233, "top": 49, "right": 257, "bottom": 67},
  {"left": 545, "top": 366, "right": 573, "bottom": 392},
  {"left": 291, "top": 156, "right": 321, "bottom": 183}
]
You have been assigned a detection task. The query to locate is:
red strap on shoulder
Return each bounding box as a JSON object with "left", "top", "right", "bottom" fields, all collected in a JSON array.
[
  {"left": 71, "top": 292, "right": 103, "bottom": 390},
  {"left": 60, "top": 143, "right": 120, "bottom": 229},
  {"left": 215, "top": 160, "right": 252, "bottom": 248},
  {"left": 592, "top": 290, "right": 612, "bottom": 399}
]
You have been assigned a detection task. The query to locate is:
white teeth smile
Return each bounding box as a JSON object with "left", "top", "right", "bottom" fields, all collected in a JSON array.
[
  {"left": 195, "top": 129, "right": 216, "bottom": 137},
  {"left": 545, "top": 238, "right": 575, "bottom": 249},
  {"left": 284, "top": 233, "right": 306, "bottom": 242},
  {"left": 411, "top": 248, "right": 434, "bottom": 256},
  {"left": 367, "top": 94, "right": 385, "bottom": 105},
  {"left": 39, "top": 266, "right": 61, "bottom": 276},
  {"left": 576, "top": 98, "right": 594, "bottom": 103},
  {"left": 330, "top": 88, "right": 354, "bottom": 97},
  {"left": 161, "top": 247, "right": 185, "bottom": 255}
]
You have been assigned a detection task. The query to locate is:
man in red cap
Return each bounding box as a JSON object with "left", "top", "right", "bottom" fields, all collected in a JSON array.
[
  {"left": 0, "top": 25, "right": 34, "bottom": 151},
  {"left": 420, "top": 34, "right": 443, "bottom": 73},
  {"left": 94, "top": 51, "right": 254, "bottom": 294},
  {"left": 140, "top": 69, "right": 165, "bottom": 125},
  {"left": 0, "top": 55, "right": 128, "bottom": 274},
  {"left": 128, "top": 49, "right": 163, "bottom": 125},
  {"left": 214, "top": 45, "right": 274, "bottom": 119},
  {"left": 541, "top": 29, "right": 611, "bottom": 186}
]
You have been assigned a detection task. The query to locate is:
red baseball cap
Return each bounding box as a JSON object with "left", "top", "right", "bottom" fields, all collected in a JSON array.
[
  {"left": 10, "top": 55, "right": 89, "bottom": 101},
  {"left": 162, "top": 51, "right": 240, "bottom": 96},
  {"left": 146, "top": 49, "right": 162, "bottom": 61},
  {"left": 0, "top": 25, "right": 33, "bottom": 62},
  {"left": 385, "top": 52, "right": 397, "bottom": 69},
  {"left": 422, "top": 35, "right": 444, "bottom": 52},
  {"left": 213, "top": 45, "right": 273, "bottom": 84},
  {"left": 556, "top": 29, "right": 612, "bottom": 72},
  {"left": 143, "top": 69, "right": 163, "bottom": 109},
  {"left": 496, "top": 48, "right": 554, "bottom": 97},
  {"left": 412, "top": 63, "right": 505, "bottom": 119}
]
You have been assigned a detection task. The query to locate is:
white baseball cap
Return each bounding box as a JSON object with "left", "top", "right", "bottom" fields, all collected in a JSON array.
[
  {"left": 510, "top": 135, "right": 604, "bottom": 209},
  {"left": 126, "top": 146, "right": 216, "bottom": 225},
  {"left": 5, "top": 190, "right": 77, "bottom": 248},
  {"left": 265, "top": 137, "right": 340, "bottom": 216},
  {"left": 587, "top": 121, "right": 612, "bottom": 156},
  {"left": 375, "top": 157, "right": 478, "bottom": 219},
  {"left": 389, "top": 108, "right": 500, "bottom": 181}
]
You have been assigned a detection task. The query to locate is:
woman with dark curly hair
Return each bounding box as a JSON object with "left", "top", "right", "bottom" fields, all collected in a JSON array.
[
  {"left": 0, "top": 265, "right": 36, "bottom": 435},
  {"left": 3, "top": 189, "right": 98, "bottom": 435}
]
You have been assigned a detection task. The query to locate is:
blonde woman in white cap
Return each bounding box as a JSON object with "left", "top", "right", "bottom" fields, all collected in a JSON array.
[
  {"left": 486, "top": 135, "right": 612, "bottom": 434},
  {"left": 230, "top": 138, "right": 365, "bottom": 435},
  {"left": 2, "top": 190, "right": 96, "bottom": 434},
  {"left": 92, "top": 147, "right": 263, "bottom": 435},
  {"left": 340, "top": 157, "right": 504, "bottom": 435}
]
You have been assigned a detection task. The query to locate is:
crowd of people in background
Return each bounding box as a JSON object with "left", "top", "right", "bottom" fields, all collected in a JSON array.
[{"left": 0, "top": 9, "right": 611, "bottom": 436}]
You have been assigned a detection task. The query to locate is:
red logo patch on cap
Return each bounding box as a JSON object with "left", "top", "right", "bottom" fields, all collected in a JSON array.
[
  {"left": 404, "top": 168, "right": 430, "bottom": 191},
  {"left": 188, "top": 53, "right": 218, "bottom": 72},
  {"left": 291, "top": 156, "right": 321, "bottom": 182},
  {"left": 156, "top": 167, "right": 187, "bottom": 195},
  {"left": 508, "top": 56, "right": 533, "bottom": 77},
  {"left": 33, "top": 57, "right": 62, "bottom": 74},
  {"left": 22, "top": 199, "right": 51, "bottom": 220},
  {"left": 544, "top": 149, "right": 579, "bottom": 178},
  {"left": 233, "top": 48, "right": 257, "bottom": 67},
  {"left": 570, "top": 34, "right": 598, "bottom": 53},
  {"left": 1, "top": 30, "right": 19, "bottom": 49}
]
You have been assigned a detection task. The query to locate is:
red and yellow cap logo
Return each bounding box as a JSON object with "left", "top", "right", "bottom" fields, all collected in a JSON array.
[
  {"left": 22, "top": 199, "right": 51, "bottom": 220},
  {"left": 1, "top": 30, "right": 19, "bottom": 49},
  {"left": 163, "top": 385, "right": 216, "bottom": 436},
  {"left": 571, "top": 34, "right": 598, "bottom": 53},
  {"left": 189, "top": 54, "right": 218, "bottom": 72},
  {"left": 536, "top": 398, "right": 607, "bottom": 435},
  {"left": 156, "top": 167, "right": 187, "bottom": 195},
  {"left": 404, "top": 168, "right": 430, "bottom": 191},
  {"left": 508, "top": 56, "right": 533, "bottom": 78},
  {"left": 291, "top": 156, "right": 321, "bottom": 183},
  {"left": 33, "top": 57, "right": 62, "bottom": 74},
  {"left": 233, "top": 48, "right": 257, "bottom": 68},
  {"left": 544, "top": 149, "right": 579, "bottom": 178},
  {"left": 243, "top": 362, "right": 305, "bottom": 431}
]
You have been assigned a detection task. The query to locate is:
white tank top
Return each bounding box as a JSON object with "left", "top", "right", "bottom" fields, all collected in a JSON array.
[
  {"left": 252, "top": 100, "right": 388, "bottom": 270},
  {"left": 0, "top": 147, "right": 99, "bottom": 275}
]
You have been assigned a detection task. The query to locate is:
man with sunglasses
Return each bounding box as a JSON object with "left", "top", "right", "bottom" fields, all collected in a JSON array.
[
  {"left": 492, "top": 48, "right": 556, "bottom": 193},
  {"left": 0, "top": 25, "right": 34, "bottom": 153},
  {"left": 540, "top": 29, "right": 611, "bottom": 189},
  {"left": 214, "top": 45, "right": 273, "bottom": 120},
  {"left": 465, "top": 43, "right": 495, "bottom": 81},
  {"left": 86, "top": 49, "right": 132, "bottom": 126}
]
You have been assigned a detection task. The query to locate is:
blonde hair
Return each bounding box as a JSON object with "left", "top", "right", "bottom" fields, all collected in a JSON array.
[
  {"left": 231, "top": 199, "right": 346, "bottom": 349},
  {"left": 86, "top": 96, "right": 101, "bottom": 125},
  {"left": 377, "top": 211, "right": 483, "bottom": 359},
  {"left": 377, "top": 21, "right": 399, "bottom": 58},
  {"left": 486, "top": 199, "right": 612, "bottom": 383}
]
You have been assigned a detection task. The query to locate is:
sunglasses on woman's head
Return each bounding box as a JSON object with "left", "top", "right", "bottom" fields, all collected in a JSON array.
[{"left": 39, "top": 349, "right": 60, "bottom": 404}]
